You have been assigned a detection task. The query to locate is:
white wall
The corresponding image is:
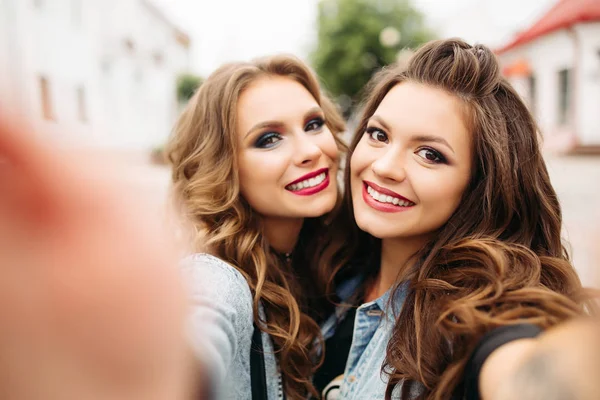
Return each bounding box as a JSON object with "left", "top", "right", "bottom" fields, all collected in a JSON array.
[
  {"left": 0, "top": 0, "right": 23, "bottom": 112},
  {"left": 0, "top": 0, "right": 190, "bottom": 150},
  {"left": 577, "top": 23, "right": 600, "bottom": 145},
  {"left": 498, "top": 22, "right": 600, "bottom": 149}
]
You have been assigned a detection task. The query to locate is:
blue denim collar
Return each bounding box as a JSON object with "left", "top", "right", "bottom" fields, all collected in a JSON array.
[{"left": 370, "top": 280, "right": 409, "bottom": 321}]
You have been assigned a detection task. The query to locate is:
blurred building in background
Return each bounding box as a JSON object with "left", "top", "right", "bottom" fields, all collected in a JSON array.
[
  {"left": 0, "top": 0, "right": 190, "bottom": 152},
  {"left": 497, "top": 0, "right": 600, "bottom": 153}
]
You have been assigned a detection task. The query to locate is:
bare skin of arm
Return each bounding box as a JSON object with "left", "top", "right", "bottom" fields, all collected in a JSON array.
[
  {"left": 480, "top": 319, "right": 600, "bottom": 400},
  {"left": 0, "top": 111, "right": 200, "bottom": 399}
]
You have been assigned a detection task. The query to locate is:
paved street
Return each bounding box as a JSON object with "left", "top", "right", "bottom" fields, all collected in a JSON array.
[
  {"left": 546, "top": 155, "right": 600, "bottom": 287},
  {"left": 134, "top": 154, "right": 600, "bottom": 287}
]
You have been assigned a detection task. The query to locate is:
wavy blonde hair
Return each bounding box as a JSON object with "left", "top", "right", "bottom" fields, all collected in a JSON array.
[
  {"left": 316, "top": 39, "right": 593, "bottom": 399},
  {"left": 167, "top": 54, "right": 346, "bottom": 399}
]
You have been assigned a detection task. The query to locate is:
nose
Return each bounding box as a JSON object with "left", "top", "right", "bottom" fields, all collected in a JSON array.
[
  {"left": 371, "top": 147, "right": 407, "bottom": 182},
  {"left": 293, "top": 134, "right": 322, "bottom": 166}
]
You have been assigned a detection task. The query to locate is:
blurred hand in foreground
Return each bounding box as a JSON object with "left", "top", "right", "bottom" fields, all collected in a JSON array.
[{"left": 0, "top": 112, "right": 197, "bottom": 400}]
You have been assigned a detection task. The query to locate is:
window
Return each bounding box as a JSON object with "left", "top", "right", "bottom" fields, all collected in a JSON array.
[
  {"left": 528, "top": 74, "right": 537, "bottom": 116},
  {"left": 153, "top": 51, "right": 164, "bottom": 67},
  {"left": 76, "top": 86, "right": 87, "bottom": 123},
  {"left": 100, "top": 59, "right": 112, "bottom": 75},
  {"left": 124, "top": 38, "right": 136, "bottom": 54},
  {"left": 39, "top": 76, "right": 54, "bottom": 120},
  {"left": 134, "top": 68, "right": 143, "bottom": 84},
  {"left": 558, "top": 68, "right": 572, "bottom": 125},
  {"left": 71, "top": 0, "right": 82, "bottom": 26}
]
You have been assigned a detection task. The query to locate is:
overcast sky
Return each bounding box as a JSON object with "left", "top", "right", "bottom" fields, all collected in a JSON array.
[{"left": 151, "top": 0, "right": 556, "bottom": 75}]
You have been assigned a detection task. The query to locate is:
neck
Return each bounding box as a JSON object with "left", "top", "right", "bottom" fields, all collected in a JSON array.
[
  {"left": 263, "top": 217, "right": 304, "bottom": 254},
  {"left": 365, "top": 235, "right": 429, "bottom": 302}
]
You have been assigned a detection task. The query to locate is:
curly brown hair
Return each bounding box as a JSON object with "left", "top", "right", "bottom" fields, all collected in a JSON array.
[
  {"left": 317, "top": 38, "right": 590, "bottom": 400},
  {"left": 166, "top": 54, "right": 346, "bottom": 399}
]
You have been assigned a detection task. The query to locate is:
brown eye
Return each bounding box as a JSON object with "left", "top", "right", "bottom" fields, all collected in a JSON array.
[
  {"left": 254, "top": 132, "right": 282, "bottom": 149},
  {"left": 366, "top": 127, "right": 388, "bottom": 143},
  {"left": 305, "top": 117, "right": 325, "bottom": 132},
  {"left": 416, "top": 148, "right": 446, "bottom": 164}
]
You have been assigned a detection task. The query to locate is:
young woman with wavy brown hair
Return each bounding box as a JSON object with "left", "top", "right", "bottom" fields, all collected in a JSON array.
[
  {"left": 166, "top": 54, "right": 346, "bottom": 400},
  {"left": 317, "top": 38, "right": 590, "bottom": 400}
]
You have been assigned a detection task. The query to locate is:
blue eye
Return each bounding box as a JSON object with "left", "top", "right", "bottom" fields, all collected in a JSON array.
[
  {"left": 366, "top": 127, "right": 388, "bottom": 143},
  {"left": 254, "top": 132, "right": 282, "bottom": 149},
  {"left": 416, "top": 147, "right": 446, "bottom": 164},
  {"left": 305, "top": 117, "right": 325, "bottom": 132}
]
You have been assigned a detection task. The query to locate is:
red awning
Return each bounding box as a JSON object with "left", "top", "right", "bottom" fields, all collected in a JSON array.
[
  {"left": 502, "top": 59, "right": 532, "bottom": 77},
  {"left": 497, "top": 0, "right": 600, "bottom": 54}
]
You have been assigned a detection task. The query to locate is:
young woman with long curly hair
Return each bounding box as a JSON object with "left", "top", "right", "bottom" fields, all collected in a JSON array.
[
  {"left": 317, "top": 38, "right": 591, "bottom": 400},
  {"left": 167, "top": 54, "right": 345, "bottom": 400}
]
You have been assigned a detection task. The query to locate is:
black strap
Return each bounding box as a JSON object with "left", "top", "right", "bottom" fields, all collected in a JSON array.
[
  {"left": 463, "top": 323, "right": 542, "bottom": 400},
  {"left": 250, "top": 323, "right": 268, "bottom": 400}
]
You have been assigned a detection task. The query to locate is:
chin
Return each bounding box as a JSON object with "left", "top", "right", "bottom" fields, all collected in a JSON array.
[
  {"left": 361, "top": 227, "right": 391, "bottom": 240},
  {"left": 303, "top": 202, "right": 335, "bottom": 218},
  {"left": 307, "top": 193, "right": 338, "bottom": 215},
  {"left": 354, "top": 214, "right": 394, "bottom": 239}
]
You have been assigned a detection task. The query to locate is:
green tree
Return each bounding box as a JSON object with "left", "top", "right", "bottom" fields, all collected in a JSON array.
[
  {"left": 311, "top": 0, "right": 433, "bottom": 112},
  {"left": 176, "top": 73, "right": 203, "bottom": 103}
]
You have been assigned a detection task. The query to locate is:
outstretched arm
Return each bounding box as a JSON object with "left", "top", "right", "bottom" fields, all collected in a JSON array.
[
  {"left": 478, "top": 319, "right": 600, "bottom": 400},
  {"left": 0, "top": 111, "right": 198, "bottom": 399}
]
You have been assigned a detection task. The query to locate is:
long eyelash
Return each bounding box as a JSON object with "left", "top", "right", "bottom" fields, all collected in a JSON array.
[
  {"left": 365, "top": 126, "right": 385, "bottom": 135},
  {"left": 254, "top": 132, "right": 280, "bottom": 148},
  {"left": 305, "top": 117, "right": 325, "bottom": 130},
  {"left": 423, "top": 147, "right": 447, "bottom": 163},
  {"left": 365, "top": 126, "right": 388, "bottom": 142}
]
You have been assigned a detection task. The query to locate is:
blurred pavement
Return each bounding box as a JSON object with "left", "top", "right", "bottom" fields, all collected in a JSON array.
[{"left": 546, "top": 155, "right": 600, "bottom": 287}]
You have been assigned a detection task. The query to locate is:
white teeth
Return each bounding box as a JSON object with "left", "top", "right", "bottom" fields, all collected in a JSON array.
[
  {"left": 366, "top": 185, "right": 413, "bottom": 207},
  {"left": 287, "top": 172, "right": 327, "bottom": 191}
]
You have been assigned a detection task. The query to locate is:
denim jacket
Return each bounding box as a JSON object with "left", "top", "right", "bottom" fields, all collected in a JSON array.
[
  {"left": 322, "top": 277, "right": 419, "bottom": 400},
  {"left": 182, "top": 253, "right": 284, "bottom": 400}
]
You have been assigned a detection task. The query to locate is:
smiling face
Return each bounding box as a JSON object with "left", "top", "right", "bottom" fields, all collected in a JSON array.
[
  {"left": 350, "top": 81, "right": 473, "bottom": 243},
  {"left": 236, "top": 76, "right": 339, "bottom": 222}
]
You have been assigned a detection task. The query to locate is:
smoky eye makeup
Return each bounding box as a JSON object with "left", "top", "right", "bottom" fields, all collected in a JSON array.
[
  {"left": 304, "top": 116, "right": 325, "bottom": 132},
  {"left": 415, "top": 147, "right": 448, "bottom": 164},
  {"left": 253, "top": 132, "right": 283, "bottom": 149}
]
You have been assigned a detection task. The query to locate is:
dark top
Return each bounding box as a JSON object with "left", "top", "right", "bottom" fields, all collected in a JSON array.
[
  {"left": 462, "top": 323, "right": 542, "bottom": 400},
  {"left": 313, "top": 306, "right": 357, "bottom": 396}
]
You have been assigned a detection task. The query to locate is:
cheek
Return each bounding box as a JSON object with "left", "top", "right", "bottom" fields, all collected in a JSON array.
[
  {"left": 237, "top": 154, "right": 286, "bottom": 203},
  {"left": 418, "top": 170, "right": 469, "bottom": 214},
  {"left": 238, "top": 151, "right": 287, "bottom": 183},
  {"left": 318, "top": 131, "right": 340, "bottom": 163},
  {"left": 350, "top": 141, "right": 369, "bottom": 177}
]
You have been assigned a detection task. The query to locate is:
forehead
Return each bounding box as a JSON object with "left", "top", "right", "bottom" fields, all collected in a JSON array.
[
  {"left": 375, "top": 82, "right": 470, "bottom": 141},
  {"left": 237, "top": 76, "right": 319, "bottom": 126}
]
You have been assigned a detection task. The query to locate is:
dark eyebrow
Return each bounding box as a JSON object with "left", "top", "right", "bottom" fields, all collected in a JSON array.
[
  {"left": 411, "top": 135, "right": 455, "bottom": 154},
  {"left": 370, "top": 115, "right": 391, "bottom": 132},
  {"left": 370, "top": 115, "right": 455, "bottom": 155},
  {"left": 304, "top": 106, "right": 324, "bottom": 120}
]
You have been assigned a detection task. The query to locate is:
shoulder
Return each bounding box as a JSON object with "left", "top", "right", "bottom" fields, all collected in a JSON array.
[
  {"left": 182, "top": 253, "right": 250, "bottom": 292},
  {"left": 182, "top": 253, "right": 254, "bottom": 317},
  {"left": 182, "top": 254, "right": 255, "bottom": 392}
]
